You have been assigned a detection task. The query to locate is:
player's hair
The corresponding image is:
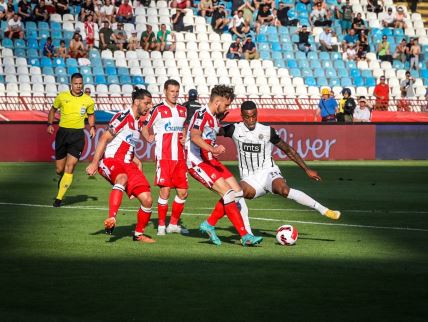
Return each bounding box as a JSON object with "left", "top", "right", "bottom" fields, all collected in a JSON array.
[
  {"left": 210, "top": 85, "right": 235, "bottom": 102},
  {"left": 164, "top": 79, "right": 180, "bottom": 90},
  {"left": 132, "top": 87, "right": 152, "bottom": 102},
  {"left": 70, "top": 73, "right": 83, "bottom": 81},
  {"left": 241, "top": 100, "right": 257, "bottom": 111}
]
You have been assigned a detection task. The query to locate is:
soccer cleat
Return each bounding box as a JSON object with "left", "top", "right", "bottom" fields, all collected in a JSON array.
[
  {"left": 324, "top": 209, "right": 341, "bottom": 220},
  {"left": 133, "top": 234, "right": 156, "bottom": 243},
  {"left": 53, "top": 198, "right": 62, "bottom": 207},
  {"left": 104, "top": 217, "right": 116, "bottom": 235},
  {"left": 157, "top": 225, "right": 166, "bottom": 236},
  {"left": 166, "top": 224, "right": 189, "bottom": 234},
  {"left": 241, "top": 234, "right": 263, "bottom": 247},
  {"left": 199, "top": 220, "right": 221, "bottom": 246}
]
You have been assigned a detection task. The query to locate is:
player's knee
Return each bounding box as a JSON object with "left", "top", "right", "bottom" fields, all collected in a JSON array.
[
  {"left": 177, "top": 191, "right": 188, "bottom": 200},
  {"left": 55, "top": 168, "right": 64, "bottom": 176},
  {"left": 223, "top": 189, "right": 236, "bottom": 204},
  {"left": 280, "top": 186, "right": 290, "bottom": 197},
  {"left": 115, "top": 174, "right": 128, "bottom": 186},
  {"left": 140, "top": 193, "right": 153, "bottom": 208}
]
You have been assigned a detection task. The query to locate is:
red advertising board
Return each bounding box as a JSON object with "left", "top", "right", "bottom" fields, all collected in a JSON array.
[{"left": 0, "top": 124, "right": 376, "bottom": 161}]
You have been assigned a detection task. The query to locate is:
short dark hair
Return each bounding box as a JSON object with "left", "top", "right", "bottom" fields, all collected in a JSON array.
[
  {"left": 132, "top": 87, "right": 152, "bottom": 102},
  {"left": 241, "top": 100, "right": 257, "bottom": 111},
  {"left": 164, "top": 79, "right": 180, "bottom": 90},
  {"left": 210, "top": 85, "right": 235, "bottom": 101},
  {"left": 71, "top": 73, "right": 83, "bottom": 81}
]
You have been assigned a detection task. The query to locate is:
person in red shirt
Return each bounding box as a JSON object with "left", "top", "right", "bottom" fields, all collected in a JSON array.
[
  {"left": 373, "top": 76, "right": 390, "bottom": 111},
  {"left": 116, "top": 0, "right": 134, "bottom": 24}
]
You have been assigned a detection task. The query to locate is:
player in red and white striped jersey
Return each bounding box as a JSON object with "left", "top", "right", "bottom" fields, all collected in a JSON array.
[
  {"left": 86, "top": 88, "right": 155, "bottom": 243},
  {"left": 186, "top": 85, "right": 263, "bottom": 246},
  {"left": 142, "top": 79, "right": 189, "bottom": 236}
]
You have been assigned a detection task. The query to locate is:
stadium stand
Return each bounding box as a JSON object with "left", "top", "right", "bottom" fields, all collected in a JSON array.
[{"left": 0, "top": 0, "right": 427, "bottom": 116}]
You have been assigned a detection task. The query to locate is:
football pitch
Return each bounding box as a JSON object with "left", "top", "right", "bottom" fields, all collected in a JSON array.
[{"left": 0, "top": 161, "right": 427, "bottom": 322}]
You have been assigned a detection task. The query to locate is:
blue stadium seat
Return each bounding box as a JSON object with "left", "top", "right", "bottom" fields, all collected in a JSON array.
[
  {"left": 314, "top": 69, "right": 325, "bottom": 77},
  {"left": 382, "top": 28, "right": 393, "bottom": 36},
  {"left": 103, "top": 59, "right": 115, "bottom": 67},
  {"left": 287, "top": 59, "right": 298, "bottom": 68},
  {"left": 67, "top": 66, "right": 79, "bottom": 75},
  {"left": 53, "top": 58, "right": 65, "bottom": 68},
  {"left": 51, "top": 30, "right": 62, "bottom": 40},
  {"left": 365, "top": 77, "right": 376, "bottom": 87},
  {"left": 38, "top": 21, "right": 50, "bottom": 30},
  {"left": 298, "top": 59, "right": 309, "bottom": 68},
  {"left": 337, "top": 68, "right": 349, "bottom": 78},
  {"left": 295, "top": 51, "right": 307, "bottom": 60},
  {"left": 274, "top": 60, "right": 286, "bottom": 68},
  {"left": 330, "top": 52, "right": 341, "bottom": 60},
  {"left": 259, "top": 50, "right": 270, "bottom": 60},
  {"left": 42, "top": 67, "right": 54, "bottom": 75},
  {"left": 341, "top": 77, "right": 352, "bottom": 87},
  {"left": 321, "top": 60, "right": 333, "bottom": 68},
  {"left": 334, "top": 60, "right": 345, "bottom": 69},
  {"left": 393, "top": 29, "right": 404, "bottom": 37},
  {"left": 256, "top": 34, "right": 267, "bottom": 42},
  {"left": 105, "top": 66, "right": 117, "bottom": 75},
  {"left": 83, "top": 75, "right": 94, "bottom": 84},
  {"left": 421, "top": 69, "right": 428, "bottom": 79},
  {"left": 310, "top": 60, "right": 321, "bottom": 69},
  {"left": 57, "top": 75, "right": 69, "bottom": 84},
  {"left": 51, "top": 22, "right": 62, "bottom": 31},
  {"left": 64, "top": 30, "right": 74, "bottom": 41},
  {"left": 28, "top": 57, "right": 40, "bottom": 67},
  {"left": 307, "top": 52, "right": 318, "bottom": 60},
  {"left": 14, "top": 39, "right": 26, "bottom": 48},
  {"left": 80, "top": 66, "right": 92, "bottom": 75},
  {"left": 66, "top": 58, "right": 78, "bottom": 67},
  {"left": 410, "top": 70, "right": 419, "bottom": 78},
  {"left": 301, "top": 68, "right": 313, "bottom": 77},
  {"left": 15, "top": 48, "right": 26, "bottom": 58},
  {"left": 353, "top": 76, "right": 364, "bottom": 87},
  {"left": 291, "top": 34, "right": 299, "bottom": 43},
  {"left": 55, "top": 67, "right": 67, "bottom": 76},
  {"left": 271, "top": 51, "right": 283, "bottom": 60},
  {"left": 361, "top": 70, "right": 373, "bottom": 79},
  {"left": 267, "top": 33, "right": 279, "bottom": 42},
  {"left": 132, "top": 76, "right": 145, "bottom": 85},
  {"left": 27, "top": 48, "right": 38, "bottom": 58},
  {"left": 283, "top": 51, "right": 294, "bottom": 59},
  {"left": 325, "top": 67, "right": 336, "bottom": 77},
  {"left": 317, "top": 77, "right": 329, "bottom": 87},
  {"left": 329, "top": 78, "right": 340, "bottom": 87},
  {"left": 350, "top": 68, "right": 360, "bottom": 78},
  {"left": 95, "top": 75, "right": 107, "bottom": 84},
  {"left": 89, "top": 49, "right": 101, "bottom": 60},
  {"left": 26, "top": 21, "right": 37, "bottom": 32},
  {"left": 289, "top": 68, "right": 301, "bottom": 77},
  {"left": 271, "top": 42, "right": 282, "bottom": 51},
  {"left": 2, "top": 38, "right": 13, "bottom": 48},
  {"left": 90, "top": 58, "right": 103, "bottom": 67},
  {"left": 38, "top": 29, "right": 50, "bottom": 39},
  {"left": 305, "top": 76, "right": 317, "bottom": 86},
  {"left": 0, "top": 75, "right": 4, "bottom": 83},
  {"left": 346, "top": 61, "right": 357, "bottom": 69},
  {"left": 278, "top": 27, "right": 289, "bottom": 35},
  {"left": 119, "top": 75, "right": 132, "bottom": 84},
  {"left": 117, "top": 67, "right": 129, "bottom": 76},
  {"left": 319, "top": 52, "right": 330, "bottom": 60},
  {"left": 41, "top": 57, "right": 53, "bottom": 68},
  {"left": 27, "top": 38, "right": 38, "bottom": 49},
  {"left": 279, "top": 34, "right": 290, "bottom": 42},
  {"left": 295, "top": 3, "right": 307, "bottom": 12},
  {"left": 258, "top": 42, "right": 269, "bottom": 51},
  {"left": 107, "top": 75, "right": 119, "bottom": 84},
  {"left": 93, "top": 66, "right": 105, "bottom": 76},
  {"left": 282, "top": 42, "right": 293, "bottom": 51},
  {"left": 266, "top": 26, "right": 278, "bottom": 35}
]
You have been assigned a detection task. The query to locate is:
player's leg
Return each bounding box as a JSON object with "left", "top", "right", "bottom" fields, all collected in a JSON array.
[
  {"left": 103, "top": 173, "right": 127, "bottom": 234},
  {"left": 167, "top": 160, "right": 189, "bottom": 234},
  {"left": 272, "top": 178, "right": 341, "bottom": 220},
  {"left": 133, "top": 191, "right": 155, "bottom": 243},
  {"left": 157, "top": 186, "right": 170, "bottom": 235},
  {"left": 225, "top": 176, "right": 253, "bottom": 235},
  {"left": 54, "top": 154, "right": 79, "bottom": 207}
]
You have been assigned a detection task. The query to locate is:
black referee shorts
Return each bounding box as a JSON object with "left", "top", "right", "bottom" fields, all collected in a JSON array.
[{"left": 55, "top": 127, "right": 86, "bottom": 160}]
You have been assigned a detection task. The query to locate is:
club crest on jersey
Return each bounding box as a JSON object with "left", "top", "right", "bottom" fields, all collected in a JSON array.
[
  {"left": 259, "top": 134, "right": 264, "bottom": 140},
  {"left": 242, "top": 143, "right": 261, "bottom": 153},
  {"left": 125, "top": 134, "right": 138, "bottom": 147}
]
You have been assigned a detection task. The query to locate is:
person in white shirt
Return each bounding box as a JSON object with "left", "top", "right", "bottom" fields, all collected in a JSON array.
[
  {"left": 382, "top": 7, "right": 395, "bottom": 27},
  {"left": 228, "top": 9, "right": 249, "bottom": 38},
  {"left": 5, "top": 13, "right": 24, "bottom": 39},
  {"left": 99, "top": 0, "right": 115, "bottom": 24},
  {"left": 353, "top": 97, "right": 371, "bottom": 122},
  {"left": 319, "top": 27, "right": 338, "bottom": 51}
]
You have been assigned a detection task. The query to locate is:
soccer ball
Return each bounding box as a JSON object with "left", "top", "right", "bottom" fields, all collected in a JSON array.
[{"left": 276, "top": 225, "right": 298, "bottom": 246}]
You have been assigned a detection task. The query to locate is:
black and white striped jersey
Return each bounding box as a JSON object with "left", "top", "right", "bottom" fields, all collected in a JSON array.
[{"left": 223, "top": 122, "right": 281, "bottom": 178}]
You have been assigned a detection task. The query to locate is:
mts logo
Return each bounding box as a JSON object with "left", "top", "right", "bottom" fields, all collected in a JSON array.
[{"left": 242, "top": 143, "right": 261, "bottom": 153}]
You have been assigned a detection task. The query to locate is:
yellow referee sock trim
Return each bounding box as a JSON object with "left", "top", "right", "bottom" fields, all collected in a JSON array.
[{"left": 56, "top": 172, "right": 73, "bottom": 200}]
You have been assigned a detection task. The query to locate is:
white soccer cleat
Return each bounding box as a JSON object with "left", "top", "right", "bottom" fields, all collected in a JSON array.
[
  {"left": 166, "top": 224, "right": 189, "bottom": 234},
  {"left": 157, "top": 225, "right": 166, "bottom": 236}
]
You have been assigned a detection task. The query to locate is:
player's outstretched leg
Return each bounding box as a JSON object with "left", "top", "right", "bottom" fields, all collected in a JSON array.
[
  {"left": 157, "top": 197, "right": 168, "bottom": 235},
  {"left": 104, "top": 183, "right": 125, "bottom": 234},
  {"left": 199, "top": 199, "right": 225, "bottom": 245},
  {"left": 235, "top": 190, "right": 253, "bottom": 235},
  {"left": 133, "top": 205, "right": 155, "bottom": 243},
  {"left": 167, "top": 195, "right": 189, "bottom": 234},
  {"left": 287, "top": 188, "right": 341, "bottom": 220}
]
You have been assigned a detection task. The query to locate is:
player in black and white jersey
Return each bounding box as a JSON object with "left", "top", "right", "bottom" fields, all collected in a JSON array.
[{"left": 221, "top": 101, "right": 341, "bottom": 233}]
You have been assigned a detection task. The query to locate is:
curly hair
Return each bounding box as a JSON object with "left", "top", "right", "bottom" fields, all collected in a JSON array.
[
  {"left": 210, "top": 85, "right": 235, "bottom": 102},
  {"left": 132, "top": 87, "right": 152, "bottom": 102}
]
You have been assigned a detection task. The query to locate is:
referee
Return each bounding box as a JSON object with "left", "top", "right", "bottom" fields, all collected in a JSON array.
[{"left": 47, "top": 73, "right": 96, "bottom": 207}]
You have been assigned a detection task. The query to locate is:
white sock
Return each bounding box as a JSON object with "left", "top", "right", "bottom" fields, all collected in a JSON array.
[
  {"left": 287, "top": 188, "right": 328, "bottom": 215},
  {"left": 235, "top": 191, "right": 253, "bottom": 235}
]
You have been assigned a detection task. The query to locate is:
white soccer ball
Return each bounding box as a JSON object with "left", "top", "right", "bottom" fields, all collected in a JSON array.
[{"left": 276, "top": 225, "right": 298, "bottom": 246}]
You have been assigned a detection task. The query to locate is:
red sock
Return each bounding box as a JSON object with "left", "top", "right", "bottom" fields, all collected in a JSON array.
[
  {"left": 109, "top": 185, "right": 124, "bottom": 218},
  {"left": 169, "top": 196, "right": 186, "bottom": 225},
  {"left": 207, "top": 199, "right": 225, "bottom": 226},
  {"left": 135, "top": 206, "right": 151, "bottom": 234},
  {"left": 224, "top": 201, "right": 247, "bottom": 237},
  {"left": 157, "top": 198, "right": 168, "bottom": 226}
]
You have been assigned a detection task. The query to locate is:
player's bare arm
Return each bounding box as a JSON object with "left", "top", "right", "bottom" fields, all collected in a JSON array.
[
  {"left": 86, "top": 129, "right": 114, "bottom": 176},
  {"left": 47, "top": 106, "right": 56, "bottom": 134},
  {"left": 190, "top": 128, "right": 225, "bottom": 157},
  {"left": 275, "top": 139, "right": 321, "bottom": 181},
  {"left": 88, "top": 114, "right": 96, "bottom": 138},
  {"left": 141, "top": 125, "right": 155, "bottom": 143}
]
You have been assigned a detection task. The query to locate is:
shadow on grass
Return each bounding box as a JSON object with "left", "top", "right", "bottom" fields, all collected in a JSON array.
[{"left": 59, "top": 194, "right": 98, "bottom": 206}]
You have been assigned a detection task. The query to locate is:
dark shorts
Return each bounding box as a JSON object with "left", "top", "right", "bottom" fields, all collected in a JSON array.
[{"left": 55, "top": 127, "right": 85, "bottom": 160}]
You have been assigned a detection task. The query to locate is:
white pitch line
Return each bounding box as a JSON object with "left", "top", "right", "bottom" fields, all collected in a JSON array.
[{"left": 1, "top": 201, "right": 428, "bottom": 233}]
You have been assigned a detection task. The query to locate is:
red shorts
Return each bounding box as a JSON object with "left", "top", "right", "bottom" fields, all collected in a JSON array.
[
  {"left": 98, "top": 158, "right": 150, "bottom": 197},
  {"left": 188, "top": 159, "right": 233, "bottom": 189},
  {"left": 155, "top": 159, "right": 188, "bottom": 189}
]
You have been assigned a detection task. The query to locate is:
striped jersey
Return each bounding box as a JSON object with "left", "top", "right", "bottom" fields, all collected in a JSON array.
[
  {"left": 104, "top": 108, "right": 143, "bottom": 163},
  {"left": 223, "top": 122, "right": 281, "bottom": 178},
  {"left": 144, "top": 102, "right": 187, "bottom": 161},
  {"left": 186, "top": 105, "right": 220, "bottom": 166}
]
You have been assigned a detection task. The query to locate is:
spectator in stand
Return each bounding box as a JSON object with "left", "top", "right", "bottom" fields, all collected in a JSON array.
[
  {"left": 80, "top": 0, "right": 95, "bottom": 22},
  {"left": 409, "top": 0, "right": 418, "bottom": 13},
  {"left": 400, "top": 71, "right": 416, "bottom": 98},
  {"left": 382, "top": 7, "right": 395, "bottom": 27},
  {"left": 394, "top": 6, "right": 407, "bottom": 29},
  {"left": 252, "top": 0, "right": 262, "bottom": 9},
  {"left": 367, "top": 0, "right": 383, "bottom": 13},
  {"left": 338, "top": 87, "right": 356, "bottom": 122},
  {"left": 310, "top": 1, "right": 332, "bottom": 27},
  {"left": 33, "top": 0, "right": 48, "bottom": 22},
  {"left": 127, "top": 30, "right": 140, "bottom": 51},
  {"left": 43, "top": 36, "right": 56, "bottom": 58},
  {"left": 296, "top": 25, "right": 312, "bottom": 55},
  {"left": 356, "top": 44, "right": 367, "bottom": 61},
  {"left": 353, "top": 97, "right": 371, "bottom": 122},
  {"left": 238, "top": 1, "right": 255, "bottom": 26},
  {"left": 359, "top": 29, "right": 369, "bottom": 52},
  {"left": 255, "top": 3, "right": 275, "bottom": 34},
  {"left": 198, "top": 0, "right": 213, "bottom": 17},
  {"left": 397, "top": 89, "right": 411, "bottom": 112},
  {"left": 57, "top": 40, "right": 69, "bottom": 60},
  {"left": 140, "top": 24, "right": 159, "bottom": 51},
  {"left": 228, "top": 9, "right": 250, "bottom": 38},
  {"left": 338, "top": 0, "right": 353, "bottom": 34},
  {"left": 157, "top": 23, "right": 176, "bottom": 52},
  {"left": 99, "top": 0, "right": 115, "bottom": 25},
  {"left": 226, "top": 37, "right": 242, "bottom": 59},
  {"left": 377, "top": 36, "right": 393, "bottom": 63},
  {"left": 0, "top": 2, "right": 5, "bottom": 21},
  {"left": 346, "top": 43, "right": 357, "bottom": 61},
  {"left": 242, "top": 35, "right": 259, "bottom": 60},
  {"left": 69, "top": 32, "right": 87, "bottom": 58},
  {"left": 316, "top": 88, "right": 338, "bottom": 122},
  {"left": 409, "top": 38, "right": 421, "bottom": 71},
  {"left": 172, "top": 8, "right": 193, "bottom": 32},
  {"left": 6, "top": 0, "right": 15, "bottom": 20},
  {"left": 393, "top": 38, "right": 408, "bottom": 63},
  {"left": 84, "top": 87, "right": 92, "bottom": 97},
  {"left": 55, "top": 0, "right": 70, "bottom": 16},
  {"left": 299, "top": 0, "right": 311, "bottom": 7},
  {"left": 342, "top": 28, "right": 359, "bottom": 51},
  {"left": 319, "top": 27, "right": 338, "bottom": 52},
  {"left": 113, "top": 22, "right": 128, "bottom": 51},
  {"left": 45, "top": 0, "right": 56, "bottom": 14},
  {"left": 116, "top": 0, "right": 135, "bottom": 24},
  {"left": 170, "top": 0, "right": 191, "bottom": 9},
  {"left": 277, "top": 1, "right": 298, "bottom": 26},
  {"left": 5, "top": 13, "right": 24, "bottom": 39},
  {"left": 373, "top": 76, "right": 390, "bottom": 111},
  {"left": 17, "top": 0, "right": 32, "bottom": 22},
  {"left": 84, "top": 14, "right": 95, "bottom": 50},
  {"left": 352, "top": 12, "right": 367, "bottom": 36},
  {"left": 99, "top": 20, "right": 113, "bottom": 50},
  {"left": 211, "top": 3, "right": 228, "bottom": 33}
]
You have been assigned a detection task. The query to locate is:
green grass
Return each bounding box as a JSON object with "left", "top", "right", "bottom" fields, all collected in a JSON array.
[{"left": 0, "top": 161, "right": 427, "bottom": 322}]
